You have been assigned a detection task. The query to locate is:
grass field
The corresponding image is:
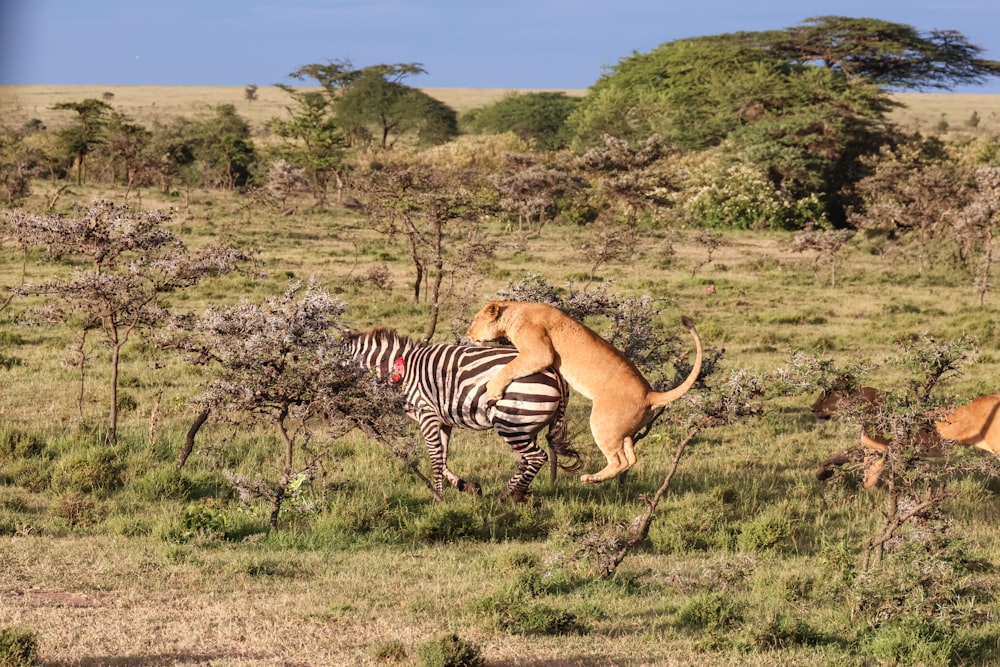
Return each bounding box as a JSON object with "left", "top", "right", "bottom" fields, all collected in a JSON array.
[
  {"left": 0, "top": 85, "right": 588, "bottom": 133},
  {"left": 1, "top": 101, "right": 1000, "bottom": 665},
  {"left": 2, "top": 85, "right": 999, "bottom": 138}
]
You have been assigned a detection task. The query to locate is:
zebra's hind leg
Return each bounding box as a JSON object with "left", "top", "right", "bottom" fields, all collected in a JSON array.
[{"left": 499, "top": 442, "right": 548, "bottom": 504}]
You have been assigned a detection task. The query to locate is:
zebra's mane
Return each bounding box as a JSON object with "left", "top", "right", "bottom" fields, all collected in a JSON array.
[{"left": 366, "top": 327, "right": 419, "bottom": 349}]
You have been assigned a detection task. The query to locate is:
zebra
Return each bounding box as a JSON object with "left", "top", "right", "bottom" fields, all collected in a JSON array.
[{"left": 344, "top": 328, "right": 581, "bottom": 502}]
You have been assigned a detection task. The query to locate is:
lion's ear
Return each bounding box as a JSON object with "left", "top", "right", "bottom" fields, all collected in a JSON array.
[{"left": 486, "top": 302, "right": 506, "bottom": 321}]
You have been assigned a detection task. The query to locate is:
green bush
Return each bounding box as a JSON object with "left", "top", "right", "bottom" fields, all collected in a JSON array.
[
  {"left": 0, "top": 512, "right": 17, "bottom": 536},
  {"left": 415, "top": 634, "right": 483, "bottom": 667},
  {"left": 737, "top": 506, "right": 792, "bottom": 552},
  {"left": 852, "top": 538, "right": 988, "bottom": 630},
  {"left": 160, "top": 501, "right": 262, "bottom": 544},
  {"left": 51, "top": 491, "right": 102, "bottom": 527},
  {"left": 863, "top": 618, "right": 955, "bottom": 667},
  {"left": 739, "top": 611, "right": 824, "bottom": 650},
  {"left": 649, "top": 493, "right": 735, "bottom": 553},
  {"left": 49, "top": 447, "right": 123, "bottom": 497},
  {"left": 0, "top": 627, "right": 41, "bottom": 667},
  {"left": 473, "top": 590, "right": 587, "bottom": 636},
  {"left": 675, "top": 591, "right": 744, "bottom": 634},
  {"left": 680, "top": 164, "right": 826, "bottom": 230},
  {"left": 0, "top": 428, "right": 47, "bottom": 460},
  {"left": 132, "top": 466, "right": 192, "bottom": 502},
  {"left": 459, "top": 92, "right": 579, "bottom": 150},
  {"left": 1, "top": 458, "right": 52, "bottom": 492},
  {"left": 408, "top": 504, "right": 483, "bottom": 542}
]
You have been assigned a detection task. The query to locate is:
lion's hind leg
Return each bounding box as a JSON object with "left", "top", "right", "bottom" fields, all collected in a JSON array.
[
  {"left": 579, "top": 400, "right": 646, "bottom": 484},
  {"left": 580, "top": 434, "right": 635, "bottom": 484}
]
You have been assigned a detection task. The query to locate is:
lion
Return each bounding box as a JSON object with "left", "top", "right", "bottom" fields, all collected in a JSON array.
[
  {"left": 466, "top": 300, "right": 703, "bottom": 484},
  {"left": 813, "top": 386, "right": 1000, "bottom": 487}
]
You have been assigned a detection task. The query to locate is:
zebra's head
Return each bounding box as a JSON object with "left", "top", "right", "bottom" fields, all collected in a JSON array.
[{"left": 344, "top": 328, "right": 416, "bottom": 380}]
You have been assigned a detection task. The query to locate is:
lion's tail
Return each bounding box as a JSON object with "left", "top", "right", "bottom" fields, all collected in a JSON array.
[{"left": 649, "top": 316, "right": 702, "bottom": 408}]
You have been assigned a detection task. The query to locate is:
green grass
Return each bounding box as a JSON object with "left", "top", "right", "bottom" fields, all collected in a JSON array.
[{"left": 1, "top": 179, "right": 1000, "bottom": 665}]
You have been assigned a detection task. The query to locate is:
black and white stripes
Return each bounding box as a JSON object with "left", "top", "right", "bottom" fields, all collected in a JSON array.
[{"left": 346, "top": 328, "right": 580, "bottom": 501}]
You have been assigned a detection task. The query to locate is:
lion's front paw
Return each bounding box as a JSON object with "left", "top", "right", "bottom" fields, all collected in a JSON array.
[{"left": 485, "top": 377, "right": 506, "bottom": 400}]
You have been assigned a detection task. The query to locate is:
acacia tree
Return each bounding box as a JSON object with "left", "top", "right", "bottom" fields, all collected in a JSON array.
[
  {"left": 570, "top": 134, "right": 676, "bottom": 276},
  {"left": 764, "top": 16, "right": 1000, "bottom": 90},
  {"left": 490, "top": 152, "right": 582, "bottom": 238},
  {"left": 849, "top": 138, "right": 970, "bottom": 274},
  {"left": 790, "top": 229, "right": 855, "bottom": 287},
  {"left": 98, "top": 111, "right": 152, "bottom": 197},
  {"left": 340, "top": 67, "right": 455, "bottom": 148},
  {"left": 352, "top": 150, "right": 496, "bottom": 341},
  {"left": 53, "top": 98, "right": 112, "bottom": 185},
  {"left": 289, "top": 60, "right": 458, "bottom": 149},
  {"left": 146, "top": 116, "right": 199, "bottom": 196},
  {"left": 8, "top": 201, "right": 251, "bottom": 443},
  {"left": 459, "top": 92, "right": 581, "bottom": 150},
  {"left": 191, "top": 104, "right": 256, "bottom": 189},
  {"left": 162, "top": 280, "right": 409, "bottom": 529},
  {"left": 0, "top": 124, "right": 36, "bottom": 206},
  {"left": 267, "top": 86, "right": 348, "bottom": 205},
  {"left": 568, "top": 19, "right": 999, "bottom": 226}
]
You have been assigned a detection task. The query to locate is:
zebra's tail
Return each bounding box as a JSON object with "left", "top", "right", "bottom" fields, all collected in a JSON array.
[{"left": 545, "top": 423, "right": 582, "bottom": 473}]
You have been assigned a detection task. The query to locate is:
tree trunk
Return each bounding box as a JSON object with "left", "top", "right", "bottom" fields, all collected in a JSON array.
[
  {"left": 422, "top": 240, "right": 445, "bottom": 344},
  {"left": 107, "top": 340, "right": 122, "bottom": 444},
  {"left": 269, "top": 407, "right": 295, "bottom": 530},
  {"left": 176, "top": 407, "right": 211, "bottom": 469}
]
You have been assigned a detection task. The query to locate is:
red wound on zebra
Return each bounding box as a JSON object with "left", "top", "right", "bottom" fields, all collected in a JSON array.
[{"left": 391, "top": 357, "right": 405, "bottom": 383}]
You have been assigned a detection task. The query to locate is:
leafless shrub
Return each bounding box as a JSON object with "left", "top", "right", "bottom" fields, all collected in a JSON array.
[
  {"left": 8, "top": 200, "right": 252, "bottom": 443},
  {"left": 491, "top": 154, "right": 582, "bottom": 238},
  {"left": 267, "top": 159, "right": 307, "bottom": 214},
  {"left": 578, "top": 220, "right": 637, "bottom": 287},
  {"left": 776, "top": 333, "right": 979, "bottom": 574},
  {"left": 690, "top": 229, "right": 726, "bottom": 276},
  {"left": 790, "top": 229, "right": 855, "bottom": 287},
  {"left": 848, "top": 139, "right": 968, "bottom": 275},
  {"left": 953, "top": 166, "right": 1000, "bottom": 306},
  {"left": 161, "top": 279, "right": 410, "bottom": 529},
  {"left": 352, "top": 154, "right": 497, "bottom": 341},
  {"left": 345, "top": 262, "right": 392, "bottom": 291}
]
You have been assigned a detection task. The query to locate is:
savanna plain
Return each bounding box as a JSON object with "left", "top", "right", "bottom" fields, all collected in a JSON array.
[{"left": 2, "top": 87, "right": 1000, "bottom": 667}]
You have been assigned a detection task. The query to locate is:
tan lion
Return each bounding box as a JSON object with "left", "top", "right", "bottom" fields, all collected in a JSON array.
[
  {"left": 467, "top": 300, "right": 703, "bottom": 484},
  {"left": 813, "top": 387, "right": 1000, "bottom": 487}
]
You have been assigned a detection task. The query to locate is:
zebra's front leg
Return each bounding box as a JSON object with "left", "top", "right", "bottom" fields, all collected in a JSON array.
[
  {"left": 417, "top": 418, "right": 449, "bottom": 500},
  {"left": 500, "top": 440, "right": 548, "bottom": 504},
  {"left": 419, "top": 419, "right": 481, "bottom": 498},
  {"left": 437, "top": 425, "right": 481, "bottom": 496}
]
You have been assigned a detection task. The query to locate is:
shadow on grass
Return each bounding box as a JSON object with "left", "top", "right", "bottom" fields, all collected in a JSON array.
[{"left": 46, "top": 651, "right": 271, "bottom": 667}]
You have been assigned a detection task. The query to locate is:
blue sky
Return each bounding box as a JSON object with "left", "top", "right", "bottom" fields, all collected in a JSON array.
[{"left": 3, "top": 0, "right": 999, "bottom": 93}]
